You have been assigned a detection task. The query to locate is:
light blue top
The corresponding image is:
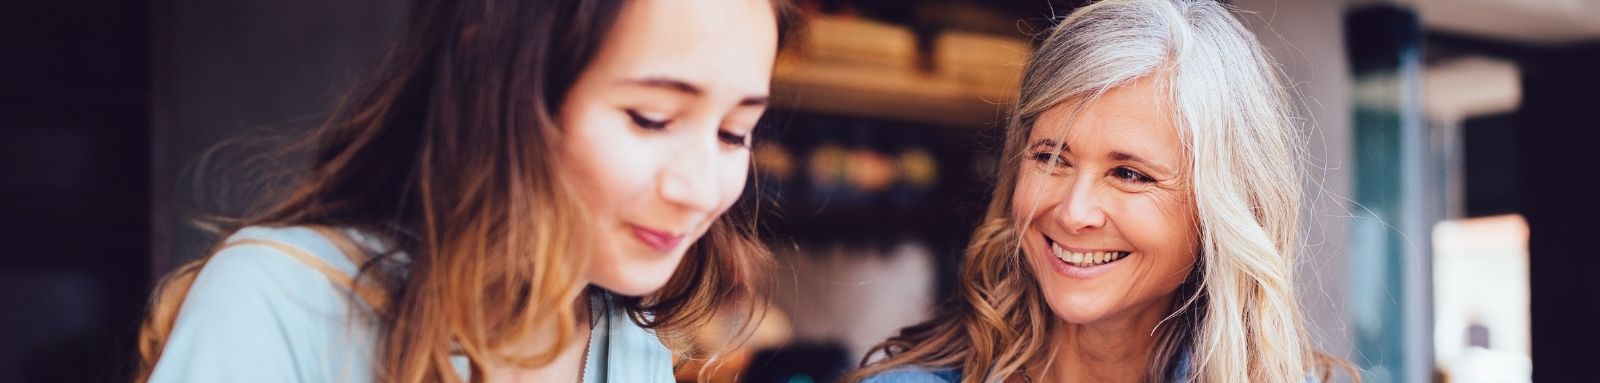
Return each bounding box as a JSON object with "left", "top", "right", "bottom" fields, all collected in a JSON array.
[
  {"left": 147, "top": 226, "right": 675, "bottom": 382},
  {"left": 859, "top": 351, "right": 1322, "bottom": 383},
  {"left": 860, "top": 367, "right": 963, "bottom": 383},
  {"left": 860, "top": 350, "right": 1193, "bottom": 383}
]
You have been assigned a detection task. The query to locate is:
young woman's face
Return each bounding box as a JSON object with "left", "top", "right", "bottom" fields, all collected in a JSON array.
[
  {"left": 559, "top": 0, "right": 777, "bottom": 296},
  {"left": 1012, "top": 77, "right": 1198, "bottom": 325}
]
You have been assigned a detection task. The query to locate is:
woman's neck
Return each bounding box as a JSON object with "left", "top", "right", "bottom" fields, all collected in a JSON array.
[
  {"left": 1037, "top": 296, "right": 1174, "bottom": 383},
  {"left": 482, "top": 294, "right": 593, "bottom": 383}
]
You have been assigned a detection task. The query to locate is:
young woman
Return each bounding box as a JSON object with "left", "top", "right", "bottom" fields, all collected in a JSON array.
[
  {"left": 847, "top": 1, "right": 1349, "bottom": 382},
  {"left": 136, "top": 0, "right": 796, "bottom": 382}
]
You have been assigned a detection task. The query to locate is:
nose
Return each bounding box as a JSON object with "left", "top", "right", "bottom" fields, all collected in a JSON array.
[
  {"left": 1052, "top": 176, "right": 1106, "bottom": 234},
  {"left": 657, "top": 129, "right": 723, "bottom": 213}
]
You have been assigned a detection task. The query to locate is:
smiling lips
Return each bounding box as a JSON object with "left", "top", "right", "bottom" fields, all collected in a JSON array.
[
  {"left": 1046, "top": 236, "right": 1131, "bottom": 268},
  {"left": 628, "top": 224, "right": 685, "bottom": 252}
]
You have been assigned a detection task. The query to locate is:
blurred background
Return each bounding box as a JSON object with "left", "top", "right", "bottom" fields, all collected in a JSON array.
[{"left": 2, "top": 0, "right": 1597, "bottom": 382}]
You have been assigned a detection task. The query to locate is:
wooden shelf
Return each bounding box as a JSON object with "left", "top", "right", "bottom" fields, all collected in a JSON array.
[{"left": 772, "top": 17, "right": 1030, "bottom": 128}]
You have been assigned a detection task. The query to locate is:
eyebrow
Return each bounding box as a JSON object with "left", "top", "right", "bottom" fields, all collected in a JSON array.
[
  {"left": 1029, "top": 138, "right": 1175, "bottom": 176},
  {"left": 620, "top": 76, "right": 769, "bottom": 107},
  {"left": 1030, "top": 138, "right": 1064, "bottom": 152}
]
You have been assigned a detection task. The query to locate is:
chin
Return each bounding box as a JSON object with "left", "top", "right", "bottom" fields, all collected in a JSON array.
[
  {"left": 599, "top": 271, "right": 675, "bottom": 297},
  {"left": 601, "top": 281, "right": 665, "bottom": 297},
  {"left": 592, "top": 256, "right": 683, "bottom": 297},
  {"left": 1043, "top": 292, "right": 1118, "bottom": 325}
]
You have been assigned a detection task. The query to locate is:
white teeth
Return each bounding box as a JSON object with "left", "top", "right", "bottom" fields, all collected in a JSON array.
[{"left": 1050, "top": 241, "right": 1129, "bottom": 267}]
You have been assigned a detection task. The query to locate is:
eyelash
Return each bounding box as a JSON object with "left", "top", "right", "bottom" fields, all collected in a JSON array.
[
  {"left": 627, "top": 109, "right": 750, "bottom": 148},
  {"left": 1030, "top": 151, "right": 1068, "bottom": 167},
  {"left": 719, "top": 131, "right": 751, "bottom": 147},
  {"left": 1029, "top": 151, "right": 1155, "bottom": 184},
  {"left": 626, "top": 109, "right": 669, "bottom": 130},
  {"left": 1111, "top": 167, "right": 1155, "bottom": 183}
]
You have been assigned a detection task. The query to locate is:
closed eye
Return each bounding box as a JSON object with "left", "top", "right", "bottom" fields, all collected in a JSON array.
[
  {"left": 626, "top": 109, "right": 668, "bottom": 130},
  {"left": 718, "top": 130, "right": 750, "bottom": 148}
]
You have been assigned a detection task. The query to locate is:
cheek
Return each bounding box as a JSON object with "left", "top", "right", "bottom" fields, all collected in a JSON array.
[
  {"left": 561, "top": 107, "right": 658, "bottom": 214},
  {"left": 700, "top": 152, "right": 750, "bottom": 230},
  {"left": 1009, "top": 171, "right": 1048, "bottom": 223},
  {"left": 1115, "top": 193, "right": 1199, "bottom": 282},
  {"left": 718, "top": 153, "right": 750, "bottom": 209}
]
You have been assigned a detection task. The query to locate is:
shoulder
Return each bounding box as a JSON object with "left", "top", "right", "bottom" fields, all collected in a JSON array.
[
  {"left": 223, "top": 225, "right": 367, "bottom": 273},
  {"left": 176, "top": 226, "right": 369, "bottom": 314},
  {"left": 173, "top": 225, "right": 381, "bottom": 334},
  {"left": 860, "top": 366, "right": 961, "bottom": 383},
  {"left": 184, "top": 226, "right": 353, "bottom": 308},
  {"left": 167, "top": 225, "right": 394, "bottom": 346},
  {"left": 149, "top": 226, "right": 381, "bottom": 381}
]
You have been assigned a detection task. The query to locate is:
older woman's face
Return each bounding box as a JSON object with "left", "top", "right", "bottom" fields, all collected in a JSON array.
[{"left": 1012, "top": 76, "right": 1198, "bottom": 325}]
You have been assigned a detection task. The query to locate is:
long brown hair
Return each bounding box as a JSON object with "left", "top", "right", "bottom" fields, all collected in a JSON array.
[
  {"left": 136, "top": 0, "right": 801, "bottom": 382},
  {"left": 845, "top": 1, "right": 1350, "bottom": 382}
]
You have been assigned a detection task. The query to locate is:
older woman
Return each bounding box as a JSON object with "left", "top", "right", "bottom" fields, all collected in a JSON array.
[{"left": 848, "top": 0, "right": 1349, "bottom": 382}]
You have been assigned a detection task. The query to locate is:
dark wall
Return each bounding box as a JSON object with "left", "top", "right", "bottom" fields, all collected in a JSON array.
[
  {"left": 1461, "top": 113, "right": 1518, "bottom": 217},
  {"left": 0, "top": 1, "right": 152, "bottom": 381},
  {"left": 1518, "top": 43, "right": 1600, "bottom": 382},
  {"left": 162, "top": 0, "right": 402, "bottom": 272},
  {"left": 1, "top": 0, "right": 402, "bottom": 381}
]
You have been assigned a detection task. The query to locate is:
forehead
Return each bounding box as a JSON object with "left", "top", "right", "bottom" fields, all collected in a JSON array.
[
  {"left": 1028, "top": 78, "right": 1183, "bottom": 157},
  {"left": 587, "top": 0, "right": 778, "bottom": 96}
]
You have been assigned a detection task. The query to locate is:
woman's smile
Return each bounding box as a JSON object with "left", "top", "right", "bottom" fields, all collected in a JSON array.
[{"left": 1043, "top": 235, "right": 1134, "bottom": 279}]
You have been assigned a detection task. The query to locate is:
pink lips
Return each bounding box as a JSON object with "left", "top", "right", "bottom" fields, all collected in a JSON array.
[{"left": 628, "top": 224, "right": 685, "bottom": 252}]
